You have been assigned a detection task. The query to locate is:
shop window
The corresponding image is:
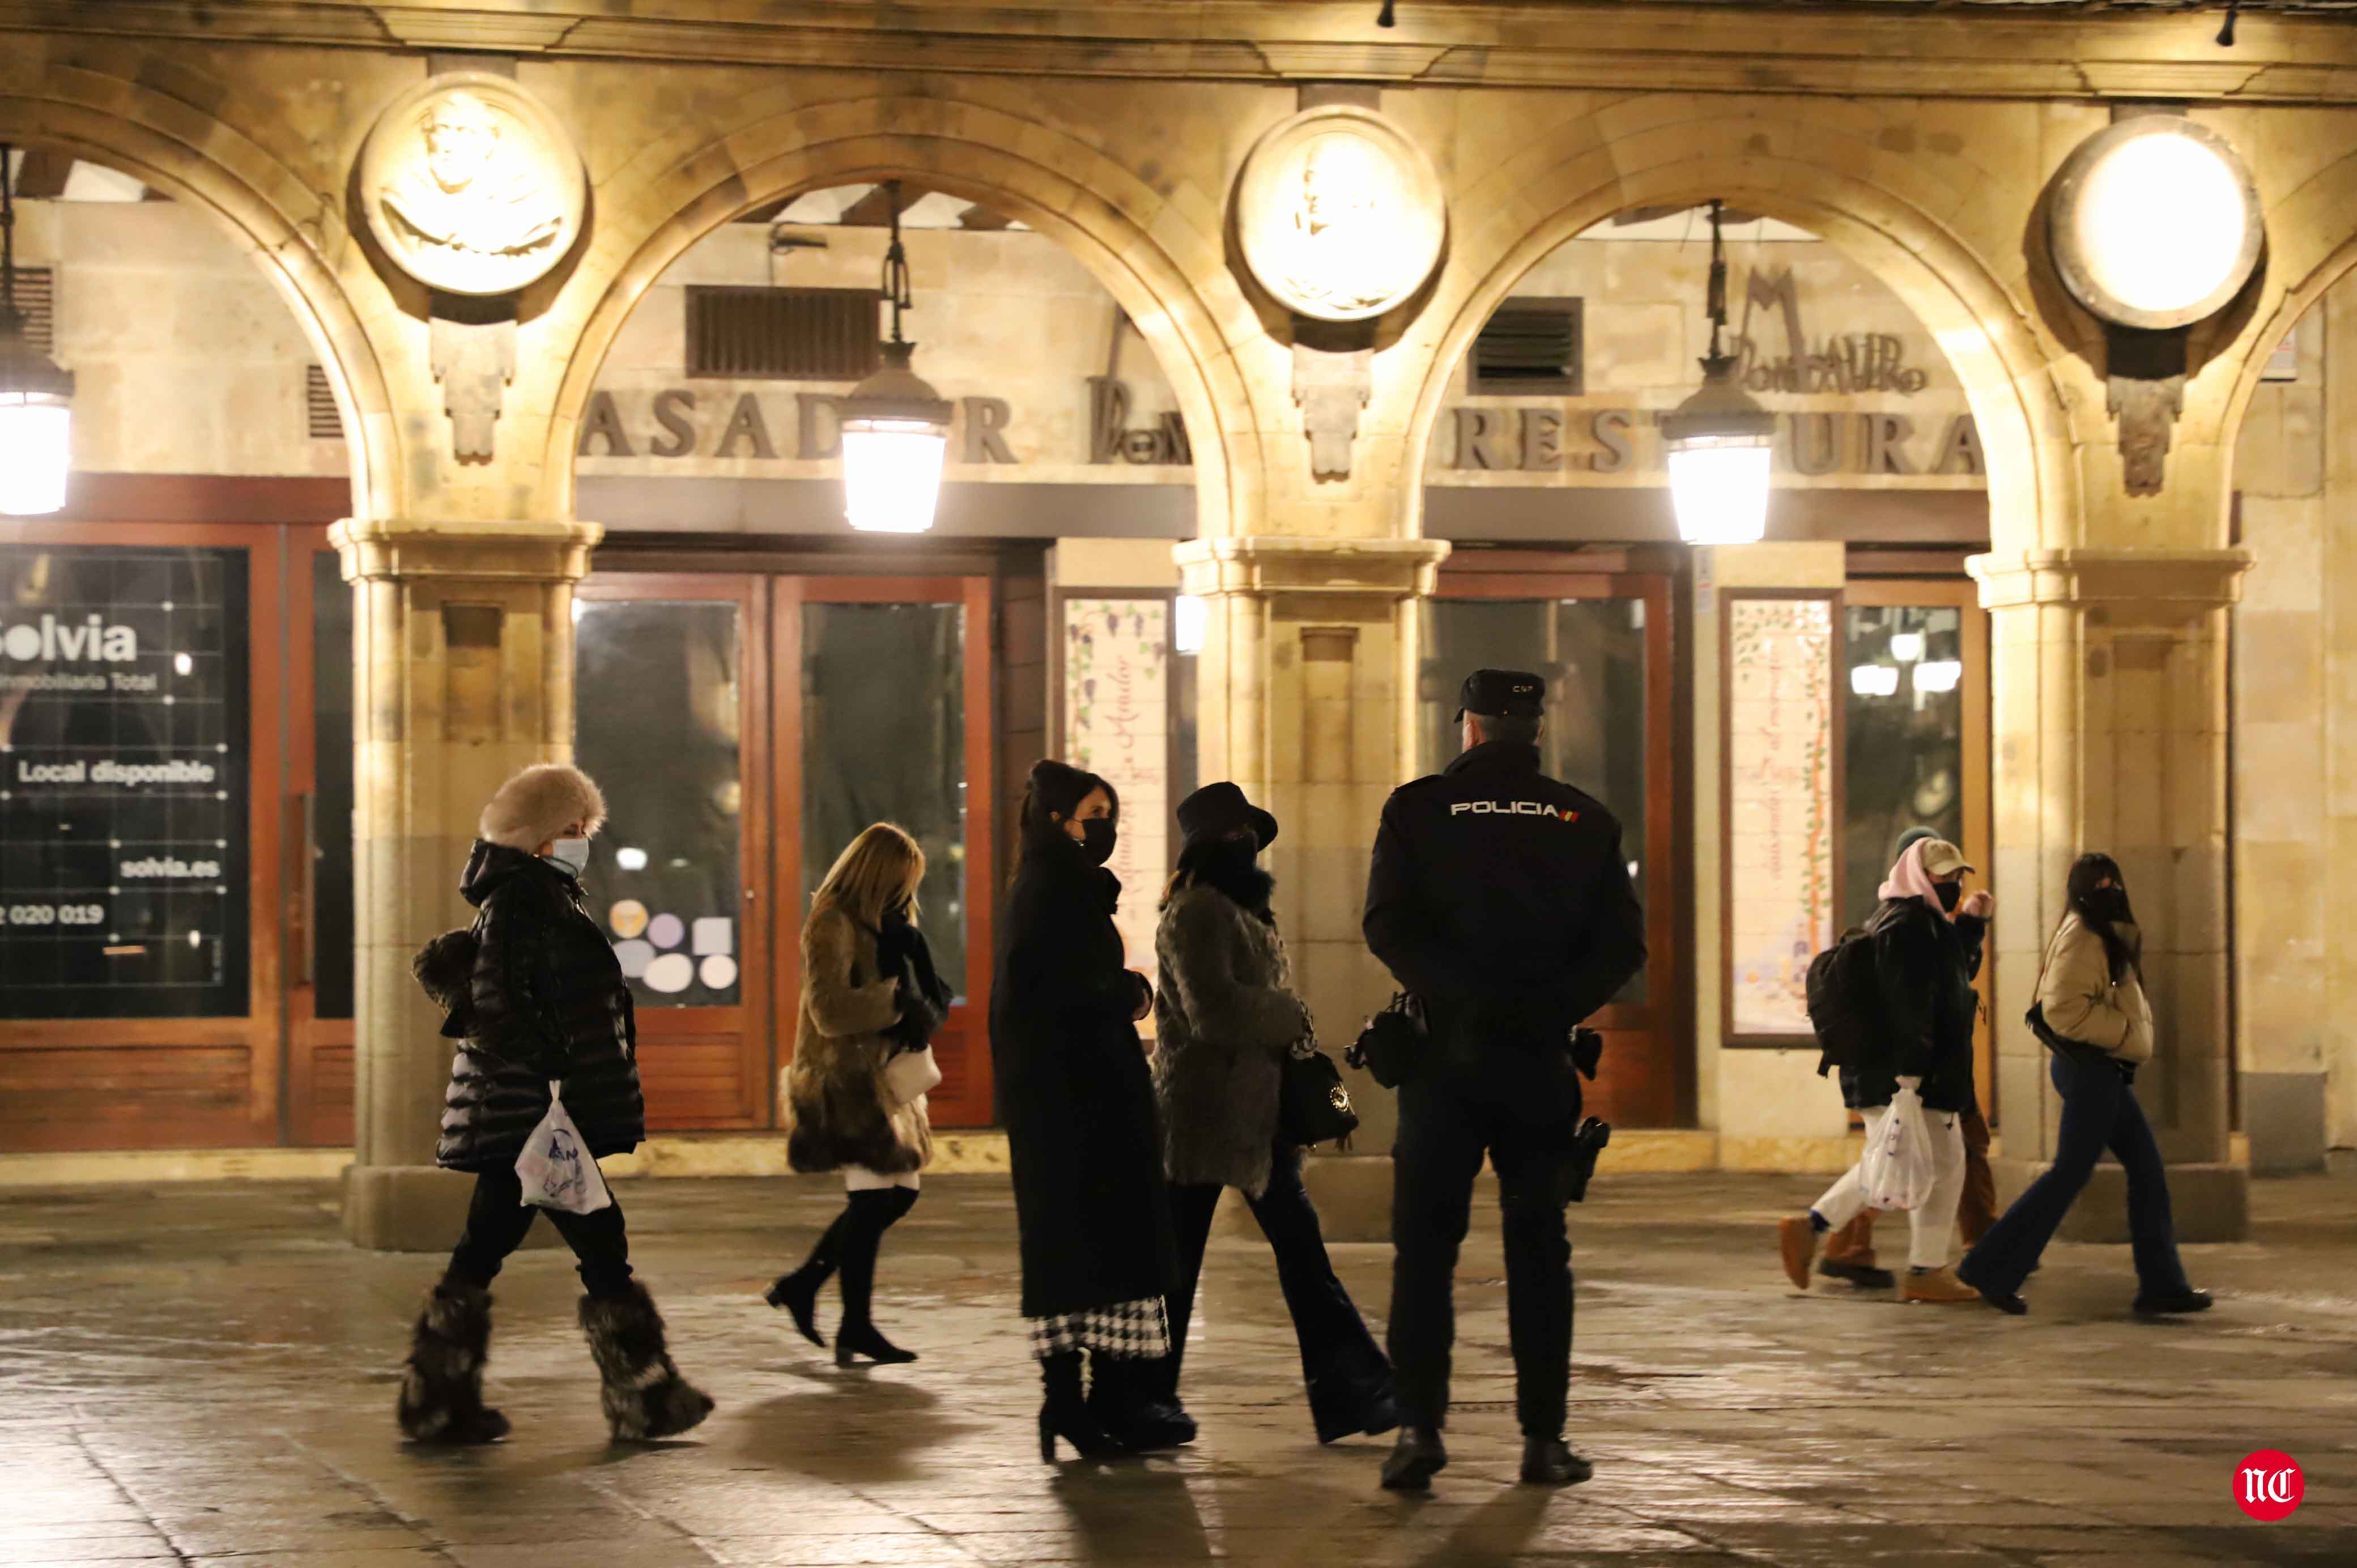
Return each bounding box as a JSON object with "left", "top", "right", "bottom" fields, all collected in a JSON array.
[
  {"left": 304, "top": 366, "right": 342, "bottom": 440},
  {"left": 799, "top": 602, "right": 967, "bottom": 994},
  {"left": 1467, "top": 297, "right": 1581, "bottom": 397},
  {"left": 1420, "top": 596, "right": 1648, "bottom": 1005},
  {"left": 575, "top": 600, "right": 746, "bottom": 1007},
  {"left": 7, "top": 266, "right": 53, "bottom": 354},
  {"left": 1841, "top": 605, "right": 1966, "bottom": 931},
  {"left": 0, "top": 544, "right": 250, "bottom": 1017},
  {"left": 686, "top": 286, "right": 881, "bottom": 381}
]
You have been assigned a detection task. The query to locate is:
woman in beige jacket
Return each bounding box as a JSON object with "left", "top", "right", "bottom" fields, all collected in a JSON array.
[
  {"left": 768, "top": 824, "right": 948, "bottom": 1366},
  {"left": 1956, "top": 853, "right": 2209, "bottom": 1318}
]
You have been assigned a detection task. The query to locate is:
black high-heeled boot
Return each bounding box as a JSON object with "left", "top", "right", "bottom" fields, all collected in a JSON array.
[
  {"left": 766, "top": 1207, "right": 852, "bottom": 1347},
  {"left": 834, "top": 1188, "right": 917, "bottom": 1366},
  {"left": 1038, "top": 1350, "right": 1130, "bottom": 1461}
]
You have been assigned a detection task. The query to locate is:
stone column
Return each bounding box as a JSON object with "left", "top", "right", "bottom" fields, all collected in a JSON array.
[
  {"left": 1176, "top": 536, "right": 1449, "bottom": 1239},
  {"left": 334, "top": 519, "right": 603, "bottom": 1251},
  {"left": 1970, "top": 547, "right": 2252, "bottom": 1242}
]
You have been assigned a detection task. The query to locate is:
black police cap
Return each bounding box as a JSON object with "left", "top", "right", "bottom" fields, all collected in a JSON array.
[{"left": 1457, "top": 668, "right": 1546, "bottom": 721}]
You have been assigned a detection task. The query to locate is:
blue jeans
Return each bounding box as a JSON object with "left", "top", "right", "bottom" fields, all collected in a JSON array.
[{"left": 1959, "top": 1049, "right": 2190, "bottom": 1298}]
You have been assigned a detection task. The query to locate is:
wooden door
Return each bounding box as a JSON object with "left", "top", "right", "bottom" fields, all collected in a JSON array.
[
  {"left": 775, "top": 576, "right": 995, "bottom": 1128},
  {"left": 1426, "top": 570, "right": 1683, "bottom": 1126},
  {"left": 574, "top": 574, "right": 773, "bottom": 1129},
  {"left": 286, "top": 531, "right": 355, "bottom": 1144}
]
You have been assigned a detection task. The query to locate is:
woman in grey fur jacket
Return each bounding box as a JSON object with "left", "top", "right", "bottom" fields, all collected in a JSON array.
[{"left": 1151, "top": 782, "right": 1398, "bottom": 1446}]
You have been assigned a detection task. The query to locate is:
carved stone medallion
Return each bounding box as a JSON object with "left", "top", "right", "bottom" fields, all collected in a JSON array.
[
  {"left": 359, "top": 71, "right": 586, "bottom": 297},
  {"left": 1235, "top": 106, "right": 1446, "bottom": 323}
]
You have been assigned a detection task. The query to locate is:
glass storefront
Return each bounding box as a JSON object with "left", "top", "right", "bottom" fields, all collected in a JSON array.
[{"left": 1841, "top": 603, "right": 1967, "bottom": 928}]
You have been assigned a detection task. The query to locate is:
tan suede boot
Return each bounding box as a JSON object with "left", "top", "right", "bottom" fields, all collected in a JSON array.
[
  {"left": 1818, "top": 1214, "right": 1894, "bottom": 1288},
  {"left": 1900, "top": 1266, "right": 1980, "bottom": 1304}
]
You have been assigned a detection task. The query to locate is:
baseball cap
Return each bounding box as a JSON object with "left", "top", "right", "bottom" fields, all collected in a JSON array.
[
  {"left": 1918, "top": 838, "right": 1973, "bottom": 878},
  {"left": 1457, "top": 668, "right": 1546, "bottom": 722}
]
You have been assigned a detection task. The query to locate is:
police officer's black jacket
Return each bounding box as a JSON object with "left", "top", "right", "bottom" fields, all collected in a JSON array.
[
  {"left": 1363, "top": 740, "right": 1647, "bottom": 1103},
  {"left": 421, "top": 841, "right": 646, "bottom": 1173}
]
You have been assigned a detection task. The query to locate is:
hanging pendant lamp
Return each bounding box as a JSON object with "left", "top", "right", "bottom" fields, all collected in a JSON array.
[
  {"left": 837, "top": 180, "right": 952, "bottom": 534},
  {"left": 1660, "top": 199, "right": 1775, "bottom": 546},
  {"left": 0, "top": 144, "right": 75, "bottom": 517}
]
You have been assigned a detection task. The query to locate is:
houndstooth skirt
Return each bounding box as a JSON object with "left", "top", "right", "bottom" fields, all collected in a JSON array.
[{"left": 1027, "top": 1295, "right": 1171, "bottom": 1361}]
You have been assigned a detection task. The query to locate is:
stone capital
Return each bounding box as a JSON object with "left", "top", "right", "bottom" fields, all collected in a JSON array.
[
  {"left": 1174, "top": 536, "right": 1450, "bottom": 599},
  {"left": 330, "top": 518, "right": 603, "bottom": 584},
  {"left": 1967, "top": 547, "right": 2251, "bottom": 623}
]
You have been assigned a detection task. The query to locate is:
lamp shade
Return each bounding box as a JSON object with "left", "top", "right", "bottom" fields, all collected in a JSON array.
[
  {"left": 1660, "top": 357, "right": 1775, "bottom": 546},
  {"left": 837, "top": 342, "right": 953, "bottom": 534},
  {"left": 0, "top": 318, "right": 73, "bottom": 516}
]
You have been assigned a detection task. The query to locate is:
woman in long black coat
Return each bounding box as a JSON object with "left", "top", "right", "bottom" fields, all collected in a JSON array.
[{"left": 992, "top": 759, "right": 1177, "bottom": 1460}]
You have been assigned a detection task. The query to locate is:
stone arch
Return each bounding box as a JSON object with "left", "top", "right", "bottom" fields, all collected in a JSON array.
[
  {"left": 2217, "top": 145, "right": 2357, "bottom": 467},
  {"left": 1406, "top": 104, "right": 2075, "bottom": 557},
  {"left": 0, "top": 62, "right": 395, "bottom": 519},
  {"left": 547, "top": 92, "right": 1264, "bottom": 536}
]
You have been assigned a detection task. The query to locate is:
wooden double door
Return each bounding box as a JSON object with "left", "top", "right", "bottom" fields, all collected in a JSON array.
[{"left": 573, "top": 573, "right": 997, "bottom": 1131}]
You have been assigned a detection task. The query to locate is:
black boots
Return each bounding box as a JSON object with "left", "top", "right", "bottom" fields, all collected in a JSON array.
[
  {"left": 1039, "top": 1351, "right": 1129, "bottom": 1462},
  {"left": 765, "top": 1266, "right": 827, "bottom": 1347},
  {"left": 1088, "top": 1352, "right": 1195, "bottom": 1450},
  {"left": 1520, "top": 1438, "right": 1594, "bottom": 1486},
  {"left": 1380, "top": 1425, "right": 1448, "bottom": 1490},
  {"left": 835, "top": 1189, "right": 920, "bottom": 1365},
  {"left": 2133, "top": 1288, "right": 2214, "bottom": 1315},
  {"left": 578, "top": 1282, "right": 716, "bottom": 1442},
  {"left": 1312, "top": 1371, "right": 1402, "bottom": 1446},
  {"left": 396, "top": 1279, "right": 510, "bottom": 1445}
]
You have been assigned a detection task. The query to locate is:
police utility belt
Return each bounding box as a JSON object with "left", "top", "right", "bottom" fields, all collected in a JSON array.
[{"left": 1348, "top": 994, "right": 1613, "bottom": 1202}]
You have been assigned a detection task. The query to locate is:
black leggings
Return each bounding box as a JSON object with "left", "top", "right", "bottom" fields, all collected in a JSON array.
[
  {"left": 793, "top": 1186, "right": 920, "bottom": 1333},
  {"left": 448, "top": 1165, "right": 634, "bottom": 1299}
]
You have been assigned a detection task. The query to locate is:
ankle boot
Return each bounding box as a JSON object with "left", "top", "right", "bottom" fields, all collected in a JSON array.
[
  {"left": 1086, "top": 1351, "right": 1194, "bottom": 1449},
  {"left": 1039, "top": 1351, "right": 1129, "bottom": 1462},
  {"left": 396, "top": 1279, "right": 509, "bottom": 1445},
  {"left": 578, "top": 1282, "right": 716, "bottom": 1442},
  {"left": 1380, "top": 1426, "right": 1448, "bottom": 1491}
]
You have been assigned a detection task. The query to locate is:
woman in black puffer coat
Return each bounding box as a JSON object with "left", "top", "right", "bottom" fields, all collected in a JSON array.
[{"left": 395, "top": 762, "right": 712, "bottom": 1449}]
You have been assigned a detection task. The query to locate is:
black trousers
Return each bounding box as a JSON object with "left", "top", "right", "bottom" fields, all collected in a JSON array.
[
  {"left": 1388, "top": 1075, "right": 1577, "bottom": 1440},
  {"left": 1164, "top": 1143, "right": 1390, "bottom": 1426},
  {"left": 447, "top": 1165, "right": 634, "bottom": 1298}
]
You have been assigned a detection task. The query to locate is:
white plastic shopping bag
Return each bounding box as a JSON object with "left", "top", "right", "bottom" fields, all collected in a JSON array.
[
  {"left": 514, "top": 1083, "right": 613, "bottom": 1214},
  {"left": 884, "top": 1045, "right": 943, "bottom": 1107},
  {"left": 1860, "top": 1083, "right": 1939, "bottom": 1212}
]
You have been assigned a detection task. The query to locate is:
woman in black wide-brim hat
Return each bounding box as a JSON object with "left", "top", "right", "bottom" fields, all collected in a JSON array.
[{"left": 1149, "top": 781, "right": 1399, "bottom": 1446}]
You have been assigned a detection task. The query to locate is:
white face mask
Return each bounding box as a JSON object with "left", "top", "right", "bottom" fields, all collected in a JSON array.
[{"left": 543, "top": 837, "right": 591, "bottom": 877}]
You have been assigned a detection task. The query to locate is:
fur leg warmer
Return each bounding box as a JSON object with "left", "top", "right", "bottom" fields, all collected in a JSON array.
[
  {"left": 396, "top": 1279, "right": 511, "bottom": 1445},
  {"left": 578, "top": 1282, "right": 716, "bottom": 1442}
]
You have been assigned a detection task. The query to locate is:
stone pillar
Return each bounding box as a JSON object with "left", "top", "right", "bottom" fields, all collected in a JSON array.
[
  {"left": 1970, "top": 547, "right": 2252, "bottom": 1242},
  {"left": 1177, "top": 536, "right": 1449, "bottom": 1240},
  {"left": 334, "top": 519, "right": 603, "bottom": 1251}
]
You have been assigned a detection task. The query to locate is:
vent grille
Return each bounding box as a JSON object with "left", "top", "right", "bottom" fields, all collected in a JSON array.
[
  {"left": 3, "top": 267, "right": 54, "bottom": 355},
  {"left": 687, "top": 286, "right": 880, "bottom": 381},
  {"left": 304, "top": 365, "right": 343, "bottom": 440},
  {"left": 1469, "top": 298, "right": 1582, "bottom": 397}
]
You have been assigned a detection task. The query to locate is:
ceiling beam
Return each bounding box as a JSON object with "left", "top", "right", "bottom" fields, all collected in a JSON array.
[
  {"left": 958, "top": 203, "right": 1016, "bottom": 231},
  {"left": 839, "top": 181, "right": 927, "bottom": 227},
  {"left": 11, "top": 148, "right": 75, "bottom": 199}
]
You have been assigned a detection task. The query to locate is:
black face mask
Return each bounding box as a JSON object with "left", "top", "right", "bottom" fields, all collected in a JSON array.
[
  {"left": 1198, "top": 837, "right": 1275, "bottom": 916},
  {"left": 1934, "top": 881, "right": 1963, "bottom": 913},
  {"left": 883, "top": 893, "right": 913, "bottom": 927},
  {"left": 2084, "top": 887, "right": 2131, "bottom": 924},
  {"left": 1077, "top": 817, "right": 1117, "bottom": 866}
]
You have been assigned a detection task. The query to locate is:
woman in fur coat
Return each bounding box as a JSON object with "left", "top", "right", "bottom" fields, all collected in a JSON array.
[
  {"left": 397, "top": 762, "right": 713, "bottom": 1447},
  {"left": 769, "top": 823, "right": 950, "bottom": 1366},
  {"left": 1152, "top": 782, "right": 1398, "bottom": 1445}
]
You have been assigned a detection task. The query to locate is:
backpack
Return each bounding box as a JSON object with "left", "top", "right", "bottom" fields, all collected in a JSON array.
[{"left": 1805, "top": 925, "right": 1881, "bottom": 1076}]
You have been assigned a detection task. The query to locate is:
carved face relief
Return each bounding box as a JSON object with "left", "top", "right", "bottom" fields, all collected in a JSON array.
[
  {"left": 359, "top": 73, "right": 586, "bottom": 297},
  {"left": 1236, "top": 108, "right": 1445, "bottom": 323}
]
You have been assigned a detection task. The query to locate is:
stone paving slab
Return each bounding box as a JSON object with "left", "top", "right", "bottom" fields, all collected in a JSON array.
[{"left": 2, "top": 1171, "right": 2355, "bottom": 1565}]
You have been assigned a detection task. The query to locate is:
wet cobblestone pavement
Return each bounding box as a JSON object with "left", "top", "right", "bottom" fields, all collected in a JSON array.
[{"left": 4, "top": 1170, "right": 2355, "bottom": 1566}]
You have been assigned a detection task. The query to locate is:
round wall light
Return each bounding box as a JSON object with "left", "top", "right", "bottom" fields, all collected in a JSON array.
[{"left": 2049, "top": 116, "right": 2263, "bottom": 331}]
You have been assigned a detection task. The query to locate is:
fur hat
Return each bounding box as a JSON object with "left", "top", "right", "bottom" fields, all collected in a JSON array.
[{"left": 478, "top": 762, "right": 606, "bottom": 851}]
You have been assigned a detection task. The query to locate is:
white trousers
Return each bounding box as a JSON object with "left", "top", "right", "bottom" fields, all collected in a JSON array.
[
  {"left": 844, "top": 1165, "right": 920, "bottom": 1192},
  {"left": 1811, "top": 1103, "right": 1967, "bottom": 1269}
]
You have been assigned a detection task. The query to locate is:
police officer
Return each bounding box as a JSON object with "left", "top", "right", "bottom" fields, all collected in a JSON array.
[{"left": 1362, "top": 669, "right": 1647, "bottom": 1491}]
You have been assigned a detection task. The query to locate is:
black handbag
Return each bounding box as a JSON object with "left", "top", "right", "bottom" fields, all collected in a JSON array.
[
  {"left": 1347, "top": 992, "right": 1427, "bottom": 1089},
  {"left": 1280, "top": 1049, "right": 1359, "bottom": 1149},
  {"left": 2026, "top": 1000, "right": 2137, "bottom": 1084}
]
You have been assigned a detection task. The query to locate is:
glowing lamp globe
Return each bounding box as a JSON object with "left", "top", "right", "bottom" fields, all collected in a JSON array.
[
  {"left": 838, "top": 343, "right": 952, "bottom": 535},
  {"left": 0, "top": 319, "right": 73, "bottom": 517},
  {"left": 1660, "top": 359, "right": 1776, "bottom": 546}
]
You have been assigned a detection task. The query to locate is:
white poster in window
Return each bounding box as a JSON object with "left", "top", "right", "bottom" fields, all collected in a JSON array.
[
  {"left": 1063, "top": 600, "right": 1170, "bottom": 1014},
  {"left": 1726, "top": 596, "right": 1835, "bottom": 1040}
]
